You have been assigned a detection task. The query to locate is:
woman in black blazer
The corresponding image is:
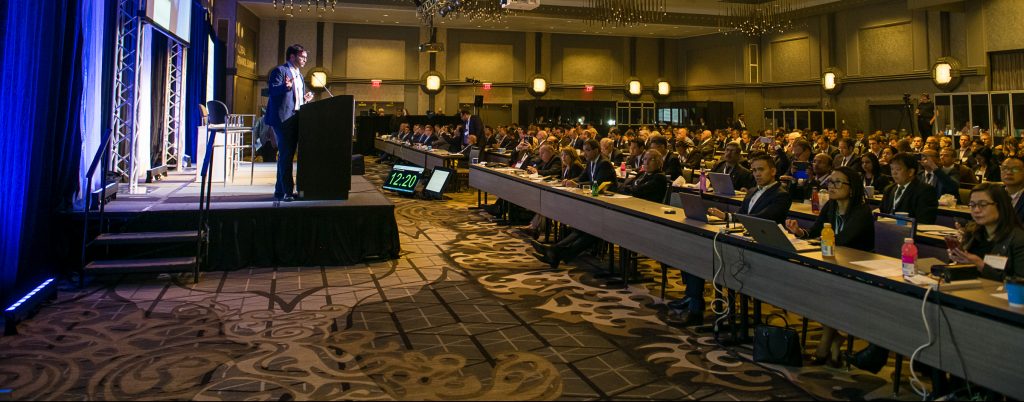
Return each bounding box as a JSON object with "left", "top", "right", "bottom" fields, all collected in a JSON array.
[
  {"left": 859, "top": 153, "right": 893, "bottom": 193},
  {"left": 559, "top": 147, "right": 585, "bottom": 180},
  {"left": 973, "top": 147, "right": 1002, "bottom": 183},
  {"left": 951, "top": 182, "right": 1024, "bottom": 281},
  {"left": 785, "top": 167, "right": 874, "bottom": 367}
]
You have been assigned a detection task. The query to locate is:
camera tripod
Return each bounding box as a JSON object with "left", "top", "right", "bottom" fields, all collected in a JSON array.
[{"left": 896, "top": 97, "right": 916, "bottom": 137}]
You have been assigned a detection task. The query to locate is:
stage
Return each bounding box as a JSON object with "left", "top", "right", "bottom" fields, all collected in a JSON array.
[{"left": 93, "top": 163, "right": 400, "bottom": 270}]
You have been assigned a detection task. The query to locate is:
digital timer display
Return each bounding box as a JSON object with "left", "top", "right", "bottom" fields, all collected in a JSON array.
[{"left": 382, "top": 165, "right": 424, "bottom": 194}]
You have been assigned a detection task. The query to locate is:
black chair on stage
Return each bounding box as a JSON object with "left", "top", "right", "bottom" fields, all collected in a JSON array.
[{"left": 206, "top": 100, "right": 257, "bottom": 185}]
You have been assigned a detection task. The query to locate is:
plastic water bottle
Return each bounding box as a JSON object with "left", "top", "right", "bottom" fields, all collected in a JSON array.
[
  {"left": 811, "top": 188, "right": 821, "bottom": 213},
  {"left": 698, "top": 169, "right": 707, "bottom": 192},
  {"left": 818, "top": 188, "right": 829, "bottom": 206},
  {"left": 821, "top": 223, "right": 835, "bottom": 257},
  {"left": 901, "top": 238, "right": 918, "bottom": 277}
]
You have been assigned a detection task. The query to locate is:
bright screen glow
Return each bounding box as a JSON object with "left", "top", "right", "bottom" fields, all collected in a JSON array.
[
  {"left": 146, "top": 0, "right": 191, "bottom": 44},
  {"left": 425, "top": 170, "right": 451, "bottom": 194}
]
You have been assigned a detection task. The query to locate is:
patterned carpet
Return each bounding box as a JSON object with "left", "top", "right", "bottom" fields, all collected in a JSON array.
[{"left": 0, "top": 157, "right": 916, "bottom": 400}]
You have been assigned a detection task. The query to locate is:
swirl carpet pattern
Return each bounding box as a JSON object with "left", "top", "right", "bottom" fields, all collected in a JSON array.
[{"left": 0, "top": 158, "right": 914, "bottom": 400}]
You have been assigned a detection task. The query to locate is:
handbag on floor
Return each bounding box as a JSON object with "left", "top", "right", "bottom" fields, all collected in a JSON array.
[{"left": 752, "top": 313, "right": 803, "bottom": 367}]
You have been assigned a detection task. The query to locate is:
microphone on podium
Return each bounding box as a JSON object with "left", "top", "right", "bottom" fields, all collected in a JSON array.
[{"left": 313, "top": 74, "right": 334, "bottom": 97}]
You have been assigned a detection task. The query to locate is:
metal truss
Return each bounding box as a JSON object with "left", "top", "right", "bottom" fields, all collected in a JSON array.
[
  {"left": 163, "top": 41, "right": 185, "bottom": 170},
  {"left": 109, "top": 0, "right": 142, "bottom": 190}
]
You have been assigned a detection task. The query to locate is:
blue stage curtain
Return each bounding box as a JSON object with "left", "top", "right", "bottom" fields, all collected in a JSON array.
[
  {"left": 0, "top": 1, "right": 85, "bottom": 303},
  {"left": 184, "top": 0, "right": 213, "bottom": 161}
]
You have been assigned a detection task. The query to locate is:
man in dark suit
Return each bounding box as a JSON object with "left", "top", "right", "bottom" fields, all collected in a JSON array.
[
  {"left": 674, "top": 153, "right": 791, "bottom": 326},
  {"left": 619, "top": 149, "right": 669, "bottom": 203},
  {"left": 525, "top": 144, "right": 562, "bottom": 176},
  {"left": 599, "top": 138, "right": 625, "bottom": 165},
  {"left": 732, "top": 113, "right": 747, "bottom": 131},
  {"left": 939, "top": 148, "right": 976, "bottom": 186},
  {"left": 458, "top": 109, "right": 484, "bottom": 148},
  {"left": 833, "top": 138, "right": 860, "bottom": 170},
  {"left": 266, "top": 44, "right": 314, "bottom": 201},
  {"left": 532, "top": 139, "right": 616, "bottom": 268},
  {"left": 880, "top": 153, "right": 938, "bottom": 224},
  {"left": 1000, "top": 156, "right": 1024, "bottom": 222},
  {"left": 693, "top": 130, "right": 717, "bottom": 165},
  {"left": 919, "top": 149, "right": 959, "bottom": 198},
  {"left": 710, "top": 142, "right": 756, "bottom": 191},
  {"left": 648, "top": 136, "right": 682, "bottom": 181}
]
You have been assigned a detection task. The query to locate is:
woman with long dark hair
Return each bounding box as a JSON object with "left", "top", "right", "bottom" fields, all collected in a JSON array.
[
  {"left": 785, "top": 166, "right": 875, "bottom": 366},
  {"left": 859, "top": 152, "right": 892, "bottom": 193},
  {"left": 950, "top": 182, "right": 1024, "bottom": 280}
]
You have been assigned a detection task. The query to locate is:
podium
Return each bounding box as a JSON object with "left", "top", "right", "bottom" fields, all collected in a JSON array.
[{"left": 296, "top": 95, "right": 354, "bottom": 200}]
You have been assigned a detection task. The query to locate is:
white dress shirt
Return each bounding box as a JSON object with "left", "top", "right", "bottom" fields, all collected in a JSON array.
[{"left": 288, "top": 62, "right": 304, "bottom": 111}]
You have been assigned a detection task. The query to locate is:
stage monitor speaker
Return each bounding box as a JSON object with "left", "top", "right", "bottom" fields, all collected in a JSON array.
[{"left": 474, "top": 95, "right": 484, "bottom": 108}]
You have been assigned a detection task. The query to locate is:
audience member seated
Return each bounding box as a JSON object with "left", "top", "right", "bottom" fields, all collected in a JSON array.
[
  {"left": 710, "top": 142, "right": 756, "bottom": 191},
  {"left": 648, "top": 135, "right": 682, "bottom": 181},
  {"left": 833, "top": 138, "right": 860, "bottom": 169},
  {"left": 879, "top": 152, "right": 938, "bottom": 224},
  {"left": 939, "top": 147, "right": 977, "bottom": 186},
  {"left": 879, "top": 146, "right": 897, "bottom": 176},
  {"left": 625, "top": 139, "right": 646, "bottom": 171},
  {"left": 693, "top": 130, "right": 717, "bottom": 163},
  {"left": 788, "top": 152, "right": 833, "bottom": 201},
  {"left": 531, "top": 141, "right": 616, "bottom": 269},
  {"left": 525, "top": 144, "right": 562, "bottom": 177},
  {"left": 619, "top": 149, "right": 669, "bottom": 203},
  {"left": 784, "top": 166, "right": 874, "bottom": 367},
  {"left": 974, "top": 147, "right": 1002, "bottom": 183},
  {"left": 919, "top": 149, "right": 959, "bottom": 198},
  {"left": 1001, "top": 157, "right": 1024, "bottom": 224},
  {"left": 951, "top": 182, "right": 1024, "bottom": 281},
  {"left": 599, "top": 138, "right": 626, "bottom": 165},
  {"left": 859, "top": 152, "right": 892, "bottom": 193},
  {"left": 674, "top": 153, "right": 791, "bottom": 326}
]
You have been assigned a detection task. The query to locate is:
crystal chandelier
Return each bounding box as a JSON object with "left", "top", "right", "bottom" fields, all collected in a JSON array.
[
  {"left": 719, "top": 0, "right": 802, "bottom": 37},
  {"left": 272, "top": 0, "right": 338, "bottom": 18},
  {"left": 416, "top": 0, "right": 518, "bottom": 24},
  {"left": 584, "top": 0, "right": 667, "bottom": 28}
]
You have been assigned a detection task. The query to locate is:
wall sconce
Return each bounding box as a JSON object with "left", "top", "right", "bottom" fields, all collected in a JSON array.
[
  {"left": 821, "top": 67, "right": 844, "bottom": 95},
  {"left": 420, "top": 70, "right": 445, "bottom": 95},
  {"left": 626, "top": 77, "right": 642, "bottom": 98},
  {"left": 527, "top": 74, "right": 548, "bottom": 97},
  {"left": 308, "top": 68, "right": 328, "bottom": 90},
  {"left": 656, "top": 78, "right": 671, "bottom": 98},
  {"left": 931, "top": 57, "right": 962, "bottom": 92}
]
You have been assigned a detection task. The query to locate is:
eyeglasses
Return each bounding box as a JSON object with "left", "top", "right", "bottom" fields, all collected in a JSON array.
[
  {"left": 1000, "top": 166, "right": 1024, "bottom": 174},
  {"left": 967, "top": 201, "right": 996, "bottom": 210},
  {"left": 825, "top": 180, "right": 850, "bottom": 188}
]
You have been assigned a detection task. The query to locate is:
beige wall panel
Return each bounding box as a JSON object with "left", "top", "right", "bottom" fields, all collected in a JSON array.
[
  {"left": 561, "top": 47, "right": 615, "bottom": 85},
  {"left": 344, "top": 83, "right": 405, "bottom": 102},
  {"left": 459, "top": 87, "right": 513, "bottom": 104},
  {"left": 984, "top": 0, "right": 1024, "bottom": 53},
  {"left": 346, "top": 38, "right": 405, "bottom": 79},
  {"left": 858, "top": 22, "right": 913, "bottom": 76},
  {"left": 686, "top": 45, "right": 740, "bottom": 86},
  {"left": 258, "top": 19, "right": 279, "bottom": 74},
  {"left": 770, "top": 37, "right": 811, "bottom": 82},
  {"left": 636, "top": 38, "right": 659, "bottom": 80},
  {"left": 459, "top": 43, "right": 514, "bottom": 83}
]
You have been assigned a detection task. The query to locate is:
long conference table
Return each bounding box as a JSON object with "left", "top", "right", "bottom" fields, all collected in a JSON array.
[
  {"left": 374, "top": 137, "right": 464, "bottom": 171},
  {"left": 469, "top": 164, "right": 1024, "bottom": 399}
]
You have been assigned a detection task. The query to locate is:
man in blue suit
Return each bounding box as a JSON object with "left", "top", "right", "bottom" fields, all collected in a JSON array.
[
  {"left": 265, "top": 44, "right": 313, "bottom": 201},
  {"left": 458, "top": 109, "right": 484, "bottom": 148},
  {"left": 1001, "top": 156, "right": 1024, "bottom": 223}
]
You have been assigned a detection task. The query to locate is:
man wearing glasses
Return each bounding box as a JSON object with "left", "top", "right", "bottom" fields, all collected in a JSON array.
[
  {"left": 879, "top": 153, "right": 939, "bottom": 224},
  {"left": 1001, "top": 156, "right": 1024, "bottom": 222}
]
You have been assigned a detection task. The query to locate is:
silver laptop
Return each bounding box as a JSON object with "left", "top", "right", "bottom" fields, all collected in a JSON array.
[
  {"left": 707, "top": 172, "right": 736, "bottom": 196},
  {"left": 670, "top": 192, "right": 725, "bottom": 224},
  {"left": 733, "top": 214, "right": 818, "bottom": 252}
]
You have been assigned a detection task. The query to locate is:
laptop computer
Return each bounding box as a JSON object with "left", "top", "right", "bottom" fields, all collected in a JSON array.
[
  {"left": 670, "top": 192, "right": 726, "bottom": 224},
  {"left": 733, "top": 214, "right": 818, "bottom": 252},
  {"left": 707, "top": 172, "right": 736, "bottom": 196}
]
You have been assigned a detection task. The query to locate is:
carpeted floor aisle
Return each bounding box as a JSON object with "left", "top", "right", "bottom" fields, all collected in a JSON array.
[{"left": 0, "top": 157, "right": 913, "bottom": 400}]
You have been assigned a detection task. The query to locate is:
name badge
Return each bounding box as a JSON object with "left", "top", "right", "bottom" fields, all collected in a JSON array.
[{"left": 984, "top": 254, "right": 1008, "bottom": 271}]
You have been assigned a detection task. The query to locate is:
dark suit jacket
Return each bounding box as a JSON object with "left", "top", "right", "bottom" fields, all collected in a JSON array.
[
  {"left": 561, "top": 163, "right": 584, "bottom": 180},
  {"left": 919, "top": 169, "right": 958, "bottom": 198},
  {"left": 533, "top": 156, "right": 562, "bottom": 177},
  {"left": 576, "top": 157, "right": 617, "bottom": 186},
  {"left": 833, "top": 153, "right": 860, "bottom": 169},
  {"left": 879, "top": 178, "right": 939, "bottom": 224},
  {"left": 1014, "top": 191, "right": 1024, "bottom": 224},
  {"left": 265, "top": 63, "right": 304, "bottom": 127},
  {"left": 457, "top": 115, "right": 484, "bottom": 146},
  {"left": 620, "top": 172, "right": 668, "bottom": 203},
  {"left": 737, "top": 182, "right": 791, "bottom": 224},
  {"left": 694, "top": 139, "right": 717, "bottom": 162},
  {"left": 663, "top": 152, "right": 683, "bottom": 181},
  {"left": 863, "top": 174, "right": 893, "bottom": 192},
  {"left": 604, "top": 149, "right": 625, "bottom": 165},
  {"left": 801, "top": 201, "right": 875, "bottom": 252},
  {"left": 946, "top": 164, "right": 977, "bottom": 185},
  {"left": 711, "top": 161, "right": 756, "bottom": 190},
  {"left": 965, "top": 226, "right": 1024, "bottom": 281}
]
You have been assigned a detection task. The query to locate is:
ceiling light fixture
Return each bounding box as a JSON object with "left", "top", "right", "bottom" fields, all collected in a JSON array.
[
  {"left": 718, "top": 0, "right": 803, "bottom": 38},
  {"left": 272, "top": 0, "right": 337, "bottom": 18},
  {"left": 581, "top": 0, "right": 667, "bottom": 28}
]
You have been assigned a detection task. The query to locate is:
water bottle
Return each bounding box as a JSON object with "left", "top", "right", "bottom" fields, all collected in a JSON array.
[
  {"left": 818, "top": 188, "right": 829, "bottom": 206},
  {"left": 901, "top": 238, "right": 918, "bottom": 277},
  {"left": 821, "top": 223, "right": 835, "bottom": 257},
  {"left": 811, "top": 188, "right": 821, "bottom": 213},
  {"left": 698, "top": 169, "right": 707, "bottom": 192}
]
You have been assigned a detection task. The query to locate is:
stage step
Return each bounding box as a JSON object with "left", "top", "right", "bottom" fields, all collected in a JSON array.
[
  {"left": 84, "top": 256, "right": 198, "bottom": 275},
  {"left": 91, "top": 230, "right": 200, "bottom": 246}
]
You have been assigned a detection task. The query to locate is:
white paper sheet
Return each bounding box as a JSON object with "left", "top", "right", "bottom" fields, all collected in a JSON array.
[
  {"left": 851, "top": 259, "right": 903, "bottom": 276},
  {"left": 992, "top": 293, "right": 1009, "bottom": 300}
]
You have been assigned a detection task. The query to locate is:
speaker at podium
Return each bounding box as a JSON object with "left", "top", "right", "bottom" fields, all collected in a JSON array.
[{"left": 292, "top": 94, "right": 354, "bottom": 200}]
